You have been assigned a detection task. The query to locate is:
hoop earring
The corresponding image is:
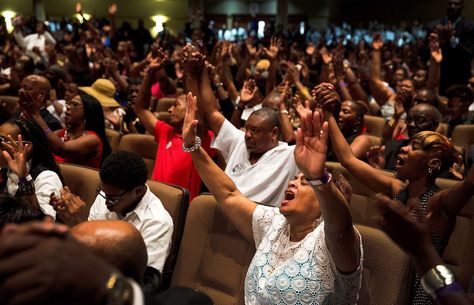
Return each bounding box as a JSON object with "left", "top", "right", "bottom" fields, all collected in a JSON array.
[{"left": 428, "top": 167, "right": 433, "bottom": 174}]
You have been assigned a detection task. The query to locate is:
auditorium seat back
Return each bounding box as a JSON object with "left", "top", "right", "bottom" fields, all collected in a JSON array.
[
  {"left": 328, "top": 162, "right": 474, "bottom": 289},
  {"left": 356, "top": 225, "right": 410, "bottom": 305},
  {"left": 451, "top": 124, "right": 474, "bottom": 160},
  {"left": 171, "top": 194, "right": 255, "bottom": 305},
  {"left": 147, "top": 180, "right": 189, "bottom": 289},
  {"left": 59, "top": 163, "right": 100, "bottom": 209},
  {"left": 118, "top": 134, "right": 158, "bottom": 179},
  {"left": 364, "top": 115, "right": 387, "bottom": 138},
  {"left": 105, "top": 129, "right": 121, "bottom": 153}
]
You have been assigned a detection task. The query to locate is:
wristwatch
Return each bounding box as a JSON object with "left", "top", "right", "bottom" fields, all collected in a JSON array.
[
  {"left": 105, "top": 273, "right": 132, "bottom": 305},
  {"left": 420, "top": 265, "right": 460, "bottom": 299},
  {"left": 306, "top": 168, "right": 332, "bottom": 186}
]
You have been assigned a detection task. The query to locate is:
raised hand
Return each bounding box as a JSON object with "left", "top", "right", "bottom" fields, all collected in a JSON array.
[
  {"left": 245, "top": 38, "right": 257, "bottom": 57},
  {"left": 372, "top": 33, "right": 383, "bottom": 51},
  {"left": 366, "top": 145, "right": 386, "bottom": 169},
  {"left": 239, "top": 79, "right": 257, "bottom": 105},
  {"left": 429, "top": 33, "right": 442, "bottom": 63},
  {"left": 294, "top": 110, "right": 329, "bottom": 180},
  {"left": 181, "top": 44, "right": 205, "bottom": 78},
  {"left": 1, "top": 134, "right": 30, "bottom": 179},
  {"left": 394, "top": 89, "right": 413, "bottom": 118},
  {"left": 182, "top": 92, "right": 199, "bottom": 147},
  {"left": 108, "top": 3, "right": 118, "bottom": 15},
  {"left": 18, "top": 89, "right": 41, "bottom": 116},
  {"left": 263, "top": 37, "right": 281, "bottom": 60},
  {"left": 375, "top": 193, "right": 432, "bottom": 258},
  {"left": 51, "top": 186, "right": 88, "bottom": 226},
  {"left": 320, "top": 47, "right": 333, "bottom": 65},
  {"left": 312, "top": 83, "right": 341, "bottom": 116}
]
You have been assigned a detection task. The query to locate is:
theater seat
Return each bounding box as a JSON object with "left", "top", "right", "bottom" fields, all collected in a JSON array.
[
  {"left": 0, "top": 95, "right": 20, "bottom": 115},
  {"left": 328, "top": 161, "right": 474, "bottom": 289},
  {"left": 147, "top": 180, "right": 189, "bottom": 289},
  {"left": 118, "top": 134, "right": 158, "bottom": 179},
  {"left": 156, "top": 97, "right": 175, "bottom": 112},
  {"left": 435, "top": 178, "right": 474, "bottom": 288},
  {"left": 171, "top": 194, "right": 255, "bottom": 305},
  {"left": 364, "top": 115, "right": 387, "bottom": 138},
  {"left": 105, "top": 129, "right": 121, "bottom": 153},
  {"left": 326, "top": 162, "right": 395, "bottom": 227},
  {"left": 436, "top": 123, "right": 448, "bottom": 136},
  {"left": 451, "top": 125, "right": 474, "bottom": 159},
  {"left": 58, "top": 163, "right": 100, "bottom": 209},
  {"left": 356, "top": 225, "right": 410, "bottom": 305}
]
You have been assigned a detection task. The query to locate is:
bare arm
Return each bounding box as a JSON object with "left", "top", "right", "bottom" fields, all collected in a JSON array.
[
  {"left": 429, "top": 165, "right": 474, "bottom": 217},
  {"left": 183, "top": 93, "right": 256, "bottom": 242},
  {"left": 134, "top": 71, "right": 159, "bottom": 135},
  {"left": 345, "top": 66, "right": 369, "bottom": 103},
  {"left": 370, "top": 38, "right": 395, "bottom": 106},
  {"left": 426, "top": 34, "right": 442, "bottom": 92},
  {"left": 313, "top": 83, "right": 403, "bottom": 196},
  {"left": 295, "top": 109, "right": 360, "bottom": 273}
]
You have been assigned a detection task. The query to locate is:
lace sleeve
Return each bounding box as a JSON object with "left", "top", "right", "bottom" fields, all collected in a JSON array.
[{"left": 252, "top": 205, "right": 281, "bottom": 248}]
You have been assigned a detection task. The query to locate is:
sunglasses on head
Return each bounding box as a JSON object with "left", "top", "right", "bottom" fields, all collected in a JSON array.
[{"left": 0, "top": 135, "right": 32, "bottom": 146}]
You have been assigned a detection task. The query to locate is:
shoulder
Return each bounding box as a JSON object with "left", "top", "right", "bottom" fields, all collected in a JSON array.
[{"left": 139, "top": 188, "right": 173, "bottom": 225}]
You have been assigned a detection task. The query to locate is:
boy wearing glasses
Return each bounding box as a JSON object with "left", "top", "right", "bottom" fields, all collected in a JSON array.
[{"left": 52, "top": 151, "right": 173, "bottom": 272}]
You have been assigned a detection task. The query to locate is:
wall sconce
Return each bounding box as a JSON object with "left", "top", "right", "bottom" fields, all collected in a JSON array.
[
  {"left": 1, "top": 10, "right": 16, "bottom": 33},
  {"left": 151, "top": 15, "right": 168, "bottom": 36},
  {"left": 74, "top": 13, "right": 91, "bottom": 24}
]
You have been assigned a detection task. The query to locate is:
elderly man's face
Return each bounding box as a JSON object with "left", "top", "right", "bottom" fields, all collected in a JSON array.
[{"left": 244, "top": 114, "right": 278, "bottom": 155}]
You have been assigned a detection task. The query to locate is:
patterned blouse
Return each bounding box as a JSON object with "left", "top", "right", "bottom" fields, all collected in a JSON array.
[
  {"left": 245, "top": 206, "right": 363, "bottom": 305},
  {"left": 394, "top": 185, "right": 449, "bottom": 305}
]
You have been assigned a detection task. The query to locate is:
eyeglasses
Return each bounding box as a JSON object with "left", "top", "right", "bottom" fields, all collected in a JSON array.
[
  {"left": 0, "top": 135, "right": 32, "bottom": 146},
  {"left": 96, "top": 186, "right": 130, "bottom": 206},
  {"left": 245, "top": 127, "right": 273, "bottom": 136},
  {"left": 66, "top": 100, "right": 83, "bottom": 109}
]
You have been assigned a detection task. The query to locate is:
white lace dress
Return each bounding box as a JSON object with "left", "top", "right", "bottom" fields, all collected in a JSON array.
[{"left": 245, "top": 206, "right": 363, "bottom": 305}]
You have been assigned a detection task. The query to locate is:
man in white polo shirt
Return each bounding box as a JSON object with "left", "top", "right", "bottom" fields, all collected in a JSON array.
[{"left": 198, "top": 58, "right": 298, "bottom": 207}]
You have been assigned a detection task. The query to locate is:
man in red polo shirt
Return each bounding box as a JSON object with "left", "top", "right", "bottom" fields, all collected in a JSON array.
[{"left": 134, "top": 53, "right": 214, "bottom": 200}]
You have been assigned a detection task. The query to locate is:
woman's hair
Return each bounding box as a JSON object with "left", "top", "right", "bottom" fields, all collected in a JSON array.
[
  {"left": 81, "top": 94, "right": 112, "bottom": 163},
  {"left": 411, "top": 131, "right": 457, "bottom": 173},
  {"left": 0, "top": 194, "right": 45, "bottom": 229},
  {"left": 6, "top": 119, "right": 64, "bottom": 183}
]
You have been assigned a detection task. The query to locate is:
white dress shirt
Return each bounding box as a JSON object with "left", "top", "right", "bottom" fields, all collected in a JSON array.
[
  {"left": 6, "top": 166, "right": 62, "bottom": 218},
  {"left": 88, "top": 185, "right": 174, "bottom": 271},
  {"left": 212, "top": 119, "right": 299, "bottom": 207}
]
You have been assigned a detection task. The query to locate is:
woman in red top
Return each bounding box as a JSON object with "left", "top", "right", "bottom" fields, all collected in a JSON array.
[{"left": 25, "top": 94, "right": 111, "bottom": 168}]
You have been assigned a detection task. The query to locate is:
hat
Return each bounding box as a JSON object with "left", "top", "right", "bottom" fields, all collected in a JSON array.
[
  {"left": 256, "top": 59, "right": 270, "bottom": 71},
  {"left": 79, "top": 79, "right": 120, "bottom": 107}
]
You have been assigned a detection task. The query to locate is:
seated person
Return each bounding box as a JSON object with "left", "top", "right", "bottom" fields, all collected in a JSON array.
[
  {"left": 0, "top": 119, "right": 63, "bottom": 217},
  {"left": 182, "top": 93, "right": 363, "bottom": 304},
  {"left": 134, "top": 53, "right": 215, "bottom": 200},
  {"left": 71, "top": 220, "right": 147, "bottom": 283},
  {"left": 368, "top": 103, "right": 442, "bottom": 171},
  {"left": 197, "top": 54, "right": 299, "bottom": 207},
  {"left": 444, "top": 84, "right": 474, "bottom": 136},
  {"left": 0, "top": 193, "right": 45, "bottom": 229},
  {"left": 21, "top": 92, "right": 112, "bottom": 168},
  {"left": 51, "top": 151, "right": 173, "bottom": 272}
]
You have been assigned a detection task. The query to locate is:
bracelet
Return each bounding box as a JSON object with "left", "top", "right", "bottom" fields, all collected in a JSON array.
[
  {"left": 105, "top": 273, "right": 132, "bottom": 305},
  {"left": 306, "top": 168, "right": 332, "bottom": 186},
  {"left": 17, "top": 178, "right": 35, "bottom": 196},
  {"left": 44, "top": 128, "right": 52, "bottom": 135},
  {"left": 19, "top": 174, "right": 33, "bottom": 183},
  {"left": 181, "top": 136, "right": 202, "bottom": 152},
  {"left": 421, "top": 264, "right": 457, "bottom": 299},
  {"left": 280, "top": 109, "right": 289, "bottom": 116}
]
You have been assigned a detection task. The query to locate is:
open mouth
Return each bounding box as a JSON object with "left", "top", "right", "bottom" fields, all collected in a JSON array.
[
  {"left": 395, "top": 155, "right": 406, "bottom": 168},
  {"left": 284, "top": 190, "right": 295, "bottom": 201}
]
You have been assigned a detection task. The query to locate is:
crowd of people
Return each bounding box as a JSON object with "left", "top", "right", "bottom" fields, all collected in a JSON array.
[{"left": 0, "top": 0, "right": 474, "bottom": 304}]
